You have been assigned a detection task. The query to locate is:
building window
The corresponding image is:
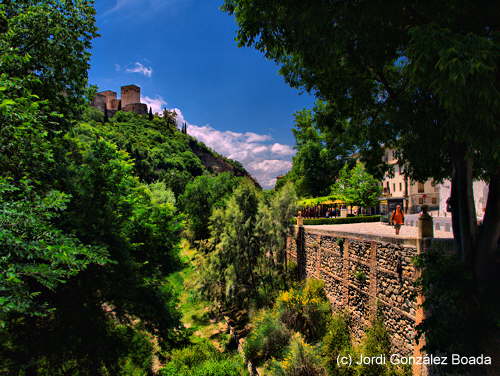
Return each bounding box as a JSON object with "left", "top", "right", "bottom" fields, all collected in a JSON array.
[
  {"left": 393, "top": 183, "right": 396, "bottom": 192},
  {"left": 399, "top": 182, "right": 402, "bottom": 192},
  {"left": 419, "top": 198, "right": 424, "bottom": 204},
  {"left": 432, "top": 197, "right": 437, "bottom": 204},
  {"left": 418, "top": 182, "right": 425, "bottom": 193},
  {"left": 386, "top": 182, "right": 390, "bottom": 193}
]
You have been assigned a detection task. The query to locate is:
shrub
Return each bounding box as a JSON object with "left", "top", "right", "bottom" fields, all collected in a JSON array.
[
  {"left": 160, "top": 341, "right": 246, "bottom": 376},
  {"left": 275, "top": 279, "right": 331, "bottom": 343},
  {"left": 161, "top": 341, "right": 219, "bottom": 373},
  {"left": 354, "top": 270, "right": 367, "bottom": 284},
  {"left": 354, "top": 314, "right": 412, "bottom": 376},
  {"left": 322, "top": 312, "right": 354, "bottom": 375},
  {"left": 267, "top": 332, "right": 327, "bottom": 376},
  {"left": 244, "top": 310, "right": 291, "bottom": 366},
  {"left": 301, "top": 216, "right": 380, "bottom": 225},
  {"left": 189, "top": 358, "right": 243, "bottom": 376}
]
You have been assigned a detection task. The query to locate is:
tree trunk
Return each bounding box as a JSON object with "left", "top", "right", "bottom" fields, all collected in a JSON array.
[
  {"left": 450, "top": 151, "right": 477, "bottom": 266},
  {"left": 474, "top": 168, "right": 500, "bottom": 289}
]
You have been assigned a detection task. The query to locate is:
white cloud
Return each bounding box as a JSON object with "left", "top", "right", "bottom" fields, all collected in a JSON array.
[
  {"left": 244, "top": 132, "right": 272, "bottom": 143},
  {"left": 126, "top": 62, "right": 153, "bottom": 77},
  {"left": 271, "top": 143, "right": 295, "bottom": 156},
  {"left": 170, "top": 109, "right": 295, "bottom": 188},
  {"left": 141, "top": 96, "right": 167, "bottom": 114},
  {"left": 248, "top": 160, "right": 293, "bottom": 188}
]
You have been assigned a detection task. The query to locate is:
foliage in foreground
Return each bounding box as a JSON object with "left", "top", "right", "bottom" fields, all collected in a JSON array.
[
  {"left": 0, "top": 2, "right": 200, "bottom": 371},
  {"left": 160, "top": 341, "right": 246, "bottom": 376},
  {"left": 0, "top": 179, "right": 107, "bottom": 317},
  {"left": 267, "top": 332, "right": 327, "bottom": 376},
  {"left": 275, "top": 279, "right": 331, "bottom": 343},
  {"left": 414, "top": 246, "right": 499, "bottom": 375},
  {"left": 244, "top": 310, "right": 291, "bottom": 367},
  {"left": 321, "top": 312, "right": 353, "bottom": 376},
  {"left": 239, "top": 280, "right": 410, "bottom": 376},
  {"left": 196, "top": 182, "right": 298, "bottom": 315},
  {"left": 1, "top": 120, "right": 187, "bottom": 374}
]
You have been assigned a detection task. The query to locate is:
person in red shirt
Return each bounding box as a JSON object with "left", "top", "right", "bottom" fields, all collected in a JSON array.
[{"left": 391, "top": 205, "right": 405, "bottom": 235}]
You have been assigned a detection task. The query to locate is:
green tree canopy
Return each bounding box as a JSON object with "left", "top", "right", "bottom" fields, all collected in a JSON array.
[
  {"left": 196, "top": 182, "right": 298, "bottom": 314},
  {"left": 279, "top": 107, "right": 351, "bottom": 197},
  {"left": 179, "top": 172, "right": 240, "bottom": 241},
  {"left": 331, "top": 162, "right": 382, "bottom": 208},
  {"left": 0, "top": 0, "right": 98, "bottom": 119},
  {"left": 222, "top": 0, "right": 500, "bottom": 287},
  {"left": 0, "top": 2, "right": 190, "bottom": 372}
]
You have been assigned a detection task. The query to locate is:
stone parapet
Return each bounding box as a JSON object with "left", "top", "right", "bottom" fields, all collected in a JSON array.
[{"left": 287, "top": 225, "right": 424, "bottom": 357}]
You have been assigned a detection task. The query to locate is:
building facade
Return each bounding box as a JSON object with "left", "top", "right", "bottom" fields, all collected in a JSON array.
[
  {"left": 380, "top": 149, "right": 439, "bottom": 214},
  {"left": 380, "top": 149, "right": 489, "bottom": 220}
]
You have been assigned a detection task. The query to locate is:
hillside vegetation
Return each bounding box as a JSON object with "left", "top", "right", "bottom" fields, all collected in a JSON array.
[{"left": 85, "top": 107, "right": 256, "bottom": 194}]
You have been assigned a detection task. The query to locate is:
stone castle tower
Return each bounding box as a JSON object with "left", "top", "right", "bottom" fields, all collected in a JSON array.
[{"left": 92, "top": 84, "right": 148, "bottom": 117}]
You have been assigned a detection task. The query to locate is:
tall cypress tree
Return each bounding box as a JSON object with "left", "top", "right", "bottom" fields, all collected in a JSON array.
[{"left": 149, "top": 107, "right": 153, "bottom": 121}]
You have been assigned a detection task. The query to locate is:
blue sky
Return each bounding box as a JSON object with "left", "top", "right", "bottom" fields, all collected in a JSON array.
[{"left": 89, "top": 0, "right": 316, "bottom": 187}]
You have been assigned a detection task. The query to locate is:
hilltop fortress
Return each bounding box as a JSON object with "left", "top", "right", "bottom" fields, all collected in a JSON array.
[{"left": 92, "top": 84, "right": 148, "bottom": 117}]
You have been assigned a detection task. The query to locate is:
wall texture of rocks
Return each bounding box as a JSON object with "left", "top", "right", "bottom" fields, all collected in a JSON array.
[{"left": 286, "top": 226, "right": 421, "bottom": 356}]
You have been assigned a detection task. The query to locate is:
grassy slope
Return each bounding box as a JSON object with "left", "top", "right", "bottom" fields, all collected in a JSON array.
[{"left": 168, "top": 240, "right": 229, "bottom": 350}]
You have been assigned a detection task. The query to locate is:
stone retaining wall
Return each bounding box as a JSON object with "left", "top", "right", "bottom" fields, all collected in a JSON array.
[{"left": 287, "top": 226, "right": 423, "bottom": 356}]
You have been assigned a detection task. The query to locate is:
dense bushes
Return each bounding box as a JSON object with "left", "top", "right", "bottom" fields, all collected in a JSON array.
[
  {"left": 243, "top": 279, "right": 330, "bottom": 373},
  {"left": 275, "top": 279, "right": 331, "bottom": 343},
  {"left": 0, "top": 4, "right": 196, "bottom": 370},
  {"left": 0, "top": 179, "right": 108, "bottom": 317},
  {"left": 268, "top": 333, "right": 327, "bottom": 376},
  {"left": 196, "top": 182, "right": 298, "bottom": 314},
  {"left": 0, "top": 119, "right": 188, "bottom": 374},
  {"left": 321, "top": 312, "right": 353, "bottom": 376},
  {"left": 180, "top": 173, "right": 240, "bottom": 241},
  {"left": 160, "top": 341, "right": 245, "bottom": 376},
  {"left": 97, "top": 111, "right": 206, "bottom": 195},
  {"left": 302, "top": 215, "right": 380, "bottom": 225},
  {"left": 244, "top": 311, "right": 291, "bottom": 366},
  {"left": 240, "top": 279, "right": 410, "bottom": 376}
]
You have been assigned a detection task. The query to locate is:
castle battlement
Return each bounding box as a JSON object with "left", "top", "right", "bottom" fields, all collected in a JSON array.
[{"left": 92, "top": 85, "right": 148, "bottom": 116}]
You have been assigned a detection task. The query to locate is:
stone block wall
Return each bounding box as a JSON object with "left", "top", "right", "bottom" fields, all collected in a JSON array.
[
  {"left": 121, "top": 85, "right": 141, "bottom": 107},
  {"left": 92, "top": 93, "right": 106, "bottom": 112},
  {"left": 123, "top": 103, "right": 148, "bottom": 115},
  {"left": 99, "top": 90, "right": 117, "bottom": 109},
  {"left": 287, "top": 226, "right": 419, "bottom": 356}
]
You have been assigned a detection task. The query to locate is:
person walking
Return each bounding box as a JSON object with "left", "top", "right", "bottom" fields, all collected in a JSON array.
[{"left": 391, "top": 205, "right": 405, "bottom": 235}]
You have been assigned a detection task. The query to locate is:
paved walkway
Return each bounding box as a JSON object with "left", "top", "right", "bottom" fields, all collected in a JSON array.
[
  {"left": 304, "top": 222, "right": 453, "bottom": 239},
  {"left": 405, "top": 214, "right": 453, "bottom": 232}
]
